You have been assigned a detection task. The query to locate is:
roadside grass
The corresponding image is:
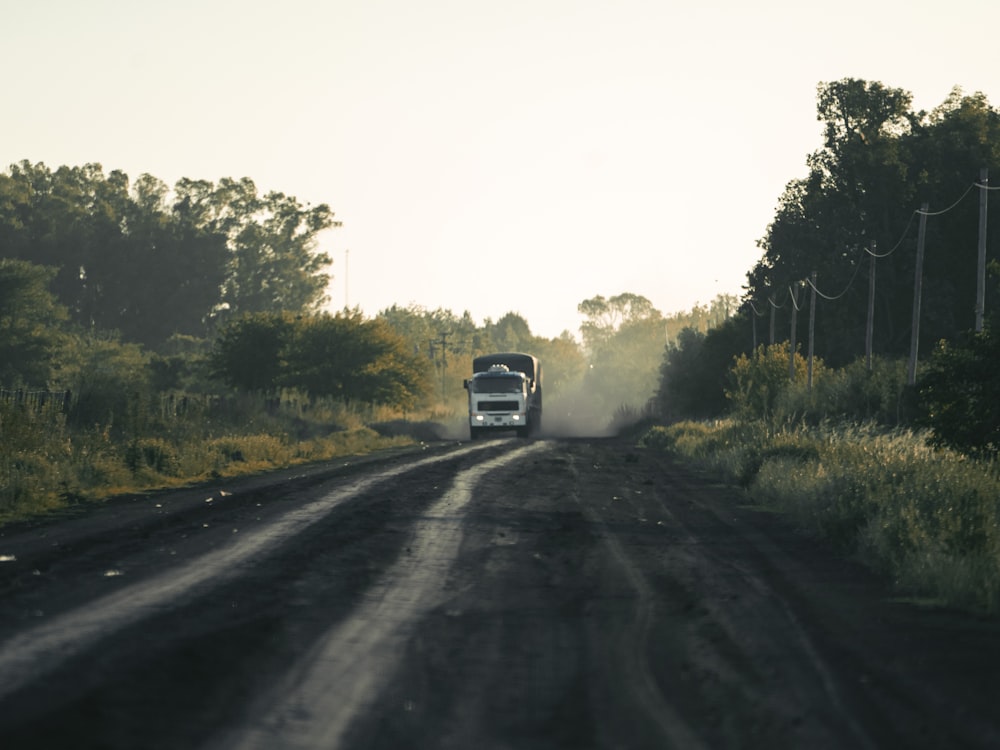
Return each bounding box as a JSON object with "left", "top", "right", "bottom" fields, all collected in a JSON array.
[
  {"left": 0, "top": 395, "right": 420, "bottom": 525},
  {"left": 640, "top": 420, "right": 1000, "bottom": 615}
]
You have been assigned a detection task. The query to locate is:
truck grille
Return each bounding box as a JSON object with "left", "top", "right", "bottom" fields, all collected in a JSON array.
[{"left": 477, "top": 400, "right": 518, "bottom": 411}]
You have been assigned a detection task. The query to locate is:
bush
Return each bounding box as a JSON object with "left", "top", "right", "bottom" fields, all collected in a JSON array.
[
  {"left": 918, "top": 330, "right": 1000, "bottom": 457},
  {"left": 726, "top": 342, "right": 811, "bottom": 421}
]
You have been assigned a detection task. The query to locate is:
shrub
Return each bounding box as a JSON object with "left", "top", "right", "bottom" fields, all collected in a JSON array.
[
  {"left": 726, "top": 342, "right": 810, "bottom": 421},
  {"left": 125, "top": 438, "right": 181, "bottom": 476},
  {"left": 918, "top": 330, "right": 1000, "bottom": 457}
]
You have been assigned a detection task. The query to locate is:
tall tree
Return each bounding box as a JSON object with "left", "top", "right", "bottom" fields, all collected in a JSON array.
[
  {"left": 578, "top": 292, "right": 657, "bottom": 350},
  {"left": 0, "top": 163, "right": 338, "bottom": 347},
  {"left": 577, "top": 292, "right": 664, "bottom": 414},
  {"left": 484, "top": 311, "right": 535, "bottom": 353},
  {"left": 208, "top": 178, "right": 337, "bottom": 318},
  {"left": 746, "top": 80, "right": 1000, "bottom": 367}
]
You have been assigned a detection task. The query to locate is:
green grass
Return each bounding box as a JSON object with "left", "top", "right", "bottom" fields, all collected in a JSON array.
[{"left": 640, "top": 419, "right": 1000, "bottom": 615}]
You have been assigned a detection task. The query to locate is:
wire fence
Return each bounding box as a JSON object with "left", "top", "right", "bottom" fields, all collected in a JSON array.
[
  {"left": 0, "top": 389, "right": 73, "bottom": 413},
  {"left": 0, "top": 388, "right": 359, "bottom": 424}
]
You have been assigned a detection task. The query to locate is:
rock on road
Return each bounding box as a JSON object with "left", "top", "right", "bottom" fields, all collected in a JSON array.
[{"left": 1, "top": 437, "right": 999, "bottom": 749}]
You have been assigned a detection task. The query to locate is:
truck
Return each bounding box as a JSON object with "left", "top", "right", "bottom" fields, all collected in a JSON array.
[{"left": 463, "top": 352, "right": 542, "bottom": 439}]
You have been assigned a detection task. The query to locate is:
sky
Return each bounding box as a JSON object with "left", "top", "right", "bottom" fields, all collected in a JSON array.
[{"left": 5, "top": 0, "right": 1000, "bottom": 340}]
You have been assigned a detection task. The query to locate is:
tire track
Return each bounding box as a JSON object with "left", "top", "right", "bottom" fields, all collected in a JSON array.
[
  {"left": 567, "top": 452, "right": 709, "bottom": 750},
  {"left": 0, "top": 442, "right": 498, "bottom": 702},
  {"left": 218, "top": 441, "right": 553, "bottom": 750}
]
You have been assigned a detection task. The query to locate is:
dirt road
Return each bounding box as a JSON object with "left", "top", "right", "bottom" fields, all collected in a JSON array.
[{"left": 1, "top": 437, "right": 999, "bottom": 749}]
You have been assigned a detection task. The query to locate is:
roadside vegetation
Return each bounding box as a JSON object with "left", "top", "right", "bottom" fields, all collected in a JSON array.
[
  {"left": 4, "top": 78, "right": 1000, "bottom": 619},
  {"left": 639, "top": 79, "right": 1000, "bottom": 614},
  {"left": 641, "top": 418, "right": 1000, "bottom": 614},
  {"left": 642, "top": 280, "right": 1000, "bottom": 615},
  {"left": 0, "top": 393, "right": 411, "bottom": 521},
  {"left": 0, "top": 166, "right": 717, "bottom": 522}
]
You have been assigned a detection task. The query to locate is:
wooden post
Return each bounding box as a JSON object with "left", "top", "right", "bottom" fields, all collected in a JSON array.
[
  {"left": 866, "top": 242, "right": 876, "bottom": 371},
  {"left": 788, "top": 283, "right": 799, "bottom": 382},
  {"left": 807, "top": 272, "right": 817, "bottom": 390},
  {"left": 907, "top": 204, "right": 929, "bottom": 386},
  {"left": 976, "top": 168, "right": 988, "bottom": 332}
]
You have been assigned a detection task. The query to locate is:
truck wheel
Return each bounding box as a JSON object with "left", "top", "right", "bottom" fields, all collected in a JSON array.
[{"left": 470, "top": 427, "right": 482, "bottom": 440}]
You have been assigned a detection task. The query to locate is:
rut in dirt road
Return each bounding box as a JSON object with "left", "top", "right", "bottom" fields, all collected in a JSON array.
[
  {"left": 3, "top": 438, "right": 1000, "bottom": 750},
  {"left": 0, "top": 441, "right": 497, "bottom": 705},
  {"left": 338, "top": 441, "right": 1000, "bottom": 750},
  {"left": 218, "top": 441, "right": 552, "bottom": 750}
]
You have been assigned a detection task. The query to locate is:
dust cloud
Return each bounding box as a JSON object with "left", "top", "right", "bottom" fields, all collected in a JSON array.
[{"left": 433, "top": 383, "right": 650, "bottom": 441}]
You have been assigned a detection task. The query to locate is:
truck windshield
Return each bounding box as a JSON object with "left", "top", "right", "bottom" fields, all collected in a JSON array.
[{"left": 472, "top": 375, "right": 523, "bottom": 393}]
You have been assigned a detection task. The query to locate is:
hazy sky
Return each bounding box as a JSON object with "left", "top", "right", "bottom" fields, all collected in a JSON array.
[{"left": 5, "top": 0, "right": 1000, "bottom": 338}]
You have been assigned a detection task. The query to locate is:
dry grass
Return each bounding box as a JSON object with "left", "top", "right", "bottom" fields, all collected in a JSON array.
[
  {"left": 641, "top": 420, "right": 1000, "bottom": 614},
  {"left": 0, "top": 396, "right": 419, "bottom": 525}
]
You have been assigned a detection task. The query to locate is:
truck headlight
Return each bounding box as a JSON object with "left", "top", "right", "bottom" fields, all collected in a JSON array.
[
  {"left": 512, "top": 414, "right": 520, "bottom": 421},
  {"left": 474, "top": 414, "right": 485, "bottom": 422}
]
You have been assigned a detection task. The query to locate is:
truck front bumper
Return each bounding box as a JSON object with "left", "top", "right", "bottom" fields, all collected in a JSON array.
[{"left": 471, "top": 413, "right": 525, "bottom": 429}]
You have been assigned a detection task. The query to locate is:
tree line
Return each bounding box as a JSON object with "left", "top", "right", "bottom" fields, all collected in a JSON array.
[
  {"left": 0, "top": 162, "right": 335, "bottom": 348},
  {"left": 655, "top": 79, "right": 1000, "bottom": 456},
  {"left": 1, "top": 159, "right": 739, "bottom": 426},
  {"left": 747, "top": 79, "right": 999, "bottom": 365}
]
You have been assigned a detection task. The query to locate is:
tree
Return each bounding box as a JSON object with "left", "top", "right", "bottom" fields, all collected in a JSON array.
[
  {"left": 209, "top": 178, "right": 338, "bottom": 317},
  {"left": 917, "top": 329, "right": 1000, "bottom": 456},
  {"left": 529, "top": 331, "right": 586, "bottom": 395},
  {"left": 726, "top": 342, "right": 811, "bottom": 421},
  {"left": 281, "top": 312, "right": 428, "bottom": 405},
  {"left": 61, "top": 331, "right": 152, "bottom": 429},
  {"left": 746, "top": 80, "right": 1000, "bottom": 369},
  {"left": 578, "top": 292, "right": 657, "bottom": 350},
  {"left": 0, "top": 259, "right": 68, "bottom": 385},
  {"left": 484, "top": 312, "right": 534, "bottom": 353},
  {"left": 0, "top": 163, "right": 339, "bottom": 347},
  {"left": 211, "top": 312, "right": 294, "bottom": 394},
  {"left": 577, "top": 293, "right": 664, "bottom": 416},
  {"left": 211, "top": 311, "right": 430, "bottom": 408},
  {"left": 656, "top": 314, "right": 749, "bottom": 421},
  {"left": 917, "top": 262, "right": 1000, "bottom": 456},
  {"left": 88, "top": 172, "right": 230, "bottom": 346}
]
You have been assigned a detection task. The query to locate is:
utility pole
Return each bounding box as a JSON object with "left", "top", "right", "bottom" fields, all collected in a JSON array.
[
  {"left": 807, "top": 272, "right": 817, "bottom": 390},
  {"left": 976, "top": 168, "right": 989, "bottom": 332},
  {"left": 866, "top": 241, "right": 876, "bottom": 371},
  {"left": 437, "top": 331, "right": 450, "bottom": 403},
  {"left": 769, "top": 299, "right": 775, "bottom": 346},
  {"left": 788, "top": 283, "right": 799, "bottom": 382},
  {"left": 907, "top": 204, "right": 929, "bottom": 386}
]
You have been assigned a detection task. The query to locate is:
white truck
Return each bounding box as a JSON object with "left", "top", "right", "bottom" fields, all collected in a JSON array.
[{"left": 463, "top": 352, "right": 542, "bottom": 439}]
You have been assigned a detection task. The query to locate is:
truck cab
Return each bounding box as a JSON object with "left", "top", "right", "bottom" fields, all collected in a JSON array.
[{"left": 463, "top": 354, "right": 541, "bottom": 439}]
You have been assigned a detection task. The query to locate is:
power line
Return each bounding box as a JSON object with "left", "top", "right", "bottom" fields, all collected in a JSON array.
[
  {"left": 804, "top": 253, "right": 864, "bottom": 301},
  {"left": 865, "top": 211, "right": 916, "bottom": 258},
  {"left": 789, "top": 283, "right": 803, "bottom": 312},
  {"left": 916, "top": 182, "right": 976, "bottom": 216}
]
